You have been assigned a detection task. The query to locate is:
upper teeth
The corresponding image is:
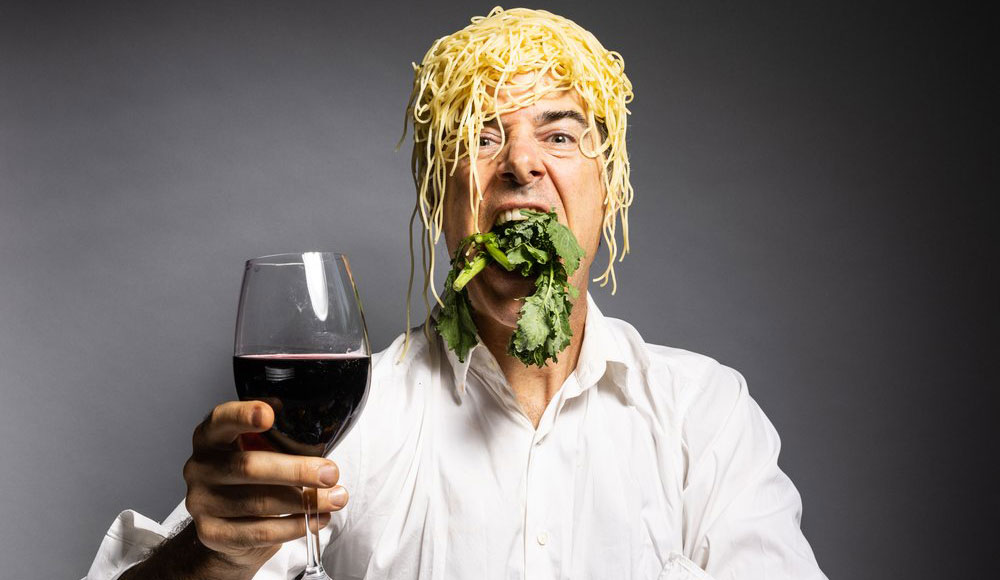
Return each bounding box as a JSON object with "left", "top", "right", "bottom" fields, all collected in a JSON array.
[{"left": 495, "top": 208, "right": 528, "bottom": 226}]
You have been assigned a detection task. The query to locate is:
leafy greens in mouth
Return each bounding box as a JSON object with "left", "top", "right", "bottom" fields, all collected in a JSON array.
[{"left": 436, "top": 209, "right": 585, "bottom": 367}]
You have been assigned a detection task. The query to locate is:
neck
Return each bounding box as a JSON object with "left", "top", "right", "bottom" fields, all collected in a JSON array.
[{"left": 474, "top": 293, "right": 588, "bottom": 428}]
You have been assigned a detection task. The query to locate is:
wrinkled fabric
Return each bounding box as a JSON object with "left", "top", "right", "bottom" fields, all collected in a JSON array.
[{"left": 85, "top": 294, "right": 826, "bottom": 580}]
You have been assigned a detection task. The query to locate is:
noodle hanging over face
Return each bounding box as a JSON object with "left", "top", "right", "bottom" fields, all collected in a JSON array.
[{"left": 400, "top": 6, "right": 635, "bottom": 349}]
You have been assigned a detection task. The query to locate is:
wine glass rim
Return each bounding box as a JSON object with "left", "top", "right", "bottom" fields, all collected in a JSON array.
[{"left": 245, "top": 252, "right": 346, "bottom": 265}]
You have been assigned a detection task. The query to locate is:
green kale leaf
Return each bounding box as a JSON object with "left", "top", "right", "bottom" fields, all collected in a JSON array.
[{"left": 435, "top": 267, "right": 479, "bottom": 363}]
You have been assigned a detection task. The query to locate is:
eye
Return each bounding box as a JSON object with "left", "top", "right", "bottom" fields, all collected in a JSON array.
[
  {"left": 548, "top": 133, "right": 575, "bottom": 145},
  {"left": 478, "top": 133, "right": 500, "bottom": 148}
]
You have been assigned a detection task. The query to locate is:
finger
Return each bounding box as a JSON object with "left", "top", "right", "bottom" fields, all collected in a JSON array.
[
  {"left": 199, "top": 450, "right": 340, "bottom": 488},
  {"left": 195, "top": 401, "right": 274, "bottom": 449},
  {"left": 205, "top": 485, "right": 349, "bottom": 517},
  {"left": 197, "top": 513, "right": 333, "bottom": 553}
]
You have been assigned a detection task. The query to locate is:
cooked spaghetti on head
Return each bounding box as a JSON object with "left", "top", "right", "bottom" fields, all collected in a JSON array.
[{"left": 400, "top": 6, "right": 634, "bottom": 347}]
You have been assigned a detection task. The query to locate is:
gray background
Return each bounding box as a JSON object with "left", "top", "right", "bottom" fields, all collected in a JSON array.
[{"left": 1, "top": 1, "right": 994, "bottom": 578}]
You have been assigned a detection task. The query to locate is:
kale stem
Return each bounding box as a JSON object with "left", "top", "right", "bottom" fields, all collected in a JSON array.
[
  {"left": 453, "top": 254, "right": 488, "bottom": 291},
  {"left": 483, "top": 239, "right": 513, "bottom": 271},
  {"left": 544, "top": 262, "right": 554, "bottom": 302}
]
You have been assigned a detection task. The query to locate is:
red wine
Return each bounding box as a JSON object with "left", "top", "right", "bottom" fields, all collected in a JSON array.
[{"left": 233, "top": 354, "right": 371, "bottom": 457}]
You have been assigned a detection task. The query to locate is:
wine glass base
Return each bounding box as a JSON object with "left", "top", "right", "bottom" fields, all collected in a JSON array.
[{"left": 297, "top": 566, "right": 332, "bottom": 580}]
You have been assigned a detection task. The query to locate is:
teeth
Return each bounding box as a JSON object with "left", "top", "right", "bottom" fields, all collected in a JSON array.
[{"left": 494, "top": 208, "right": 530, "bottom": 226}]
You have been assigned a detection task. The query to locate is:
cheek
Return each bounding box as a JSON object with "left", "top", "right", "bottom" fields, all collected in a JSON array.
[
  {"left": 555, "top": 161, "right": 605, "bottom": 252},
  {"left": 577, "top": 212, "right": 604, "bottom": 271},
  {"left": 442, "top": 174, "right": 477, "bottom": 255}
]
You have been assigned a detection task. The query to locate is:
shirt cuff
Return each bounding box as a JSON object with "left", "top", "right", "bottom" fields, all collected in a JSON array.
[
  {"left": 84, "top": 510, "right": 171, "bottom": 580},
  {"left": 658, "top": 552, "right": 713, "bottom": 580}
]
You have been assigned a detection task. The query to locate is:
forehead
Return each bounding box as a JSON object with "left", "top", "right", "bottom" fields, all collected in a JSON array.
[{"left": 492, "top": 71, "right": 587, "bottom": 116}]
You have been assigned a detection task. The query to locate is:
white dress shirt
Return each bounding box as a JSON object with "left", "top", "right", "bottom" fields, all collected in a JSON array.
[{"left": 86, "top": 294, "right": 827, "bottom": 580}]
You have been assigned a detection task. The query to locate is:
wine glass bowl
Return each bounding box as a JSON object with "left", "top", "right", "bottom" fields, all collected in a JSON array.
[{"left": 233, "top": 353, "right": 370, "bottom": 457}]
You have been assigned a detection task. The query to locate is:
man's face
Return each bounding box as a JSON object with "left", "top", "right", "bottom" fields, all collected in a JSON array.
[{"left": 443, "top": 75, "right": 605, "bottom": 329}]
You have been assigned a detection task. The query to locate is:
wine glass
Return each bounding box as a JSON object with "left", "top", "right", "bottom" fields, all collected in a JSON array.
[{"left": 233, "top": 252, "right": 370, "bottom": 580}]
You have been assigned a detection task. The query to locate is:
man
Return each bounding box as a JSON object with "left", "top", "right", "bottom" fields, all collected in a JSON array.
[{"left": 87, "top": 8, "right": 826, "bottom": 580}]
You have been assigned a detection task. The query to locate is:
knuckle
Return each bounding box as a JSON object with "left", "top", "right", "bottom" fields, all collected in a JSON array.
[
  {"left": 296, "top": 462, "right": 312, "bottom": 484},
  {"left": 249, "top": 525, "right": 273, "bottom": 546},
  {"left": 218, "top": 520, "right": 242, "bottom": 548},
  {"left": 221, "top": 524, "right": 244, "bottom": 549},
  {"left": 185, "top": 489, "right": 203, "bottom": 515},
  {"left": 230, "top": 452, "right": 252, "bottom": 480},
  {"left": 243, "top": 493, "right": 270, "bottom": 516},
  {"left": 210, "top": 404, "right": 226, "bottom": 425},
  {"left": 301, "top": 460, "right": 328, "bottom": 485},
  {"left": 182, "top": 457, "right": 201, "bottom": 484},
  {"left": 240, "top": 403, "right": 260, "bottom": 427},
  {"left": 191, "top": 424, "right": 204, "bottom": 448},
  {"left": 194, "top": 518, "right": 218, "bottom": 545}
]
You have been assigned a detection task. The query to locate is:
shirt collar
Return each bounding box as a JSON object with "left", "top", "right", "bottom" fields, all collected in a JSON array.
[
  {"left": 434, "top": 292, "right": 645, "bottom": 403},
  {"left": 428, "top": 304, "right": 481, "bottom": 396}
]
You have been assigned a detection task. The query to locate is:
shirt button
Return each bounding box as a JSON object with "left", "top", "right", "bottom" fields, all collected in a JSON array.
[{"left": 536, "top": 531, "right": 549, "bottom": 546}]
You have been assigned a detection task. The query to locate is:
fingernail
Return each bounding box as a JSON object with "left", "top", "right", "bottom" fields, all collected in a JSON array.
[
  {"left": 330, "top": 487, "right": 348, "bottom": 508},
  {"left": 318, "top": 465, "right": 338, "bottom": 487},
  {"left": 250, "top": 406, "right": 262, "bottom": 428}
]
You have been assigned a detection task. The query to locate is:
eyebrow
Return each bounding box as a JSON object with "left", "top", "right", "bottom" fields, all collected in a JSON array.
[
  {"left": 482, "top": 109, "right": 589, "bottom": 131},
  {"left": 535, "top": 109, "right": 588, "bottom": 128}
]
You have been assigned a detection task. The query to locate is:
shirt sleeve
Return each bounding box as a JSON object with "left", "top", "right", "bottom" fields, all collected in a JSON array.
[
  {"left": 83, "top": 508, "right": 177, "bottom": 580},
  {"left": 678, "top": 363, "right": 828, "bottom": 580},
  {"left": 83, "top": 502, "right": 299, "bottom": 580}
]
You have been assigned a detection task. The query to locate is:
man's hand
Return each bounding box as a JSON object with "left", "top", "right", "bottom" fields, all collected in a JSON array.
[{"left": 182, "top": 400, "right": 349, "bottom": 572}]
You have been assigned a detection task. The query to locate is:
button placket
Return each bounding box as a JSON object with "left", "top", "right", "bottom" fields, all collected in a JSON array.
[{"left": 523, "top": 437, "right": 559, "bottom": 579}]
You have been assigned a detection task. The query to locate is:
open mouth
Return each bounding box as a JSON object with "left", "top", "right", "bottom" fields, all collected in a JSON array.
[
  {"left": 490, "top": 204, "right": 556, "bottom": 231},
  {"left": 493, "top": 208, "right": 531, "bottom": 228}
]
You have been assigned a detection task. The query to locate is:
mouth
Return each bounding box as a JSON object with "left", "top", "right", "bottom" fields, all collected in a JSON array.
[
  {"left": 489, "top": 203, "right": 552, "bottom": 230},
  {"left": 494, "top": 208, "right": 530, "bottom": 227}
]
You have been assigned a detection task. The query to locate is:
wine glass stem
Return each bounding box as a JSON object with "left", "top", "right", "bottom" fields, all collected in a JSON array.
[{"left": 302, "top": 487, "right": 330, "bottom": 579}]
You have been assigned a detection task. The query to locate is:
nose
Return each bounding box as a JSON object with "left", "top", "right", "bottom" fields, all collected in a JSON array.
[{"left": 497, "top": 134, "right": 545, "bottom": 186}]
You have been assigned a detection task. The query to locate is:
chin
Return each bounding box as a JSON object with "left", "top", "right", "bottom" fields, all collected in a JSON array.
[{"left": 466, "top": 263, "right": 536, "bottom": 329}]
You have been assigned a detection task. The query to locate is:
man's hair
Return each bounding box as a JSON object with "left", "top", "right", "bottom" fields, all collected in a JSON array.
[{"left": 401, "top": 6, "right": 634, "bottom": 333}]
